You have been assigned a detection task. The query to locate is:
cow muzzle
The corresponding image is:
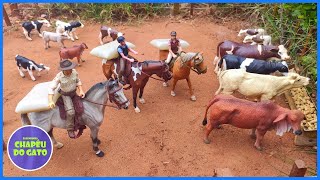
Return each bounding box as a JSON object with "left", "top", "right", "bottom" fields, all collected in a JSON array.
[{"left": 294, "top": 130, "right": 302, "bottom": 135}]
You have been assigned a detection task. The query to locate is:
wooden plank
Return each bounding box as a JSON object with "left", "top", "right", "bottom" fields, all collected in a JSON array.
[
  {"left": 289, "top": 160, "right": 307, "bottom": 177},
  {"left": 3, "top": 6, "right": 12, "bottom": 26}
]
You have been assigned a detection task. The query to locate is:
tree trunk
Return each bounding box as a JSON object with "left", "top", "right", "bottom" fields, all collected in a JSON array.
[
  {"left": 3, "top": 6, "right": 12, "bottom": 26},
  {"left": 190, "top": 3, "right": 194, "bottom": 16},
  {"left": 172, "top": 3, "right": 180, "bottom": 16},
  {"left": 9, "top": 3, "right": 18, "bottom": 16}
]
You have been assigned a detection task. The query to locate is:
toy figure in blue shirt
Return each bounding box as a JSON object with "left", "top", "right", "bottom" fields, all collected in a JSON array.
[{"left": 117, "top": 36, "right": 138, "bottom": 85}]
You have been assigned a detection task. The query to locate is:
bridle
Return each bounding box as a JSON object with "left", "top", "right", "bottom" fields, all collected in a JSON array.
[
  {"left": 83, "top": 83, "right": 128, "bottom": 110},
  {"left": 180, "top": 52, "right": 207, "bottom": 75}
]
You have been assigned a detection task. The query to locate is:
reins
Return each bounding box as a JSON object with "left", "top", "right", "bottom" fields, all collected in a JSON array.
[
  {"left": 179, "top": 52, "right": 203, "bottom": 75},
  {"left": 140, "top": 70, "right": 167, "bottom": 82},
  {"left": 83, "top": 98, "right": 120, "bottom": 110}
]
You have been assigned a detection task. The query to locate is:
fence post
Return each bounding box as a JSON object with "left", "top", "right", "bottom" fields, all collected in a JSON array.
[
  {"left": 3, "top": 6, "right": 12, "bottom": 26},
  {"left": 190, "top": 3, "right": 194, "bottom": 16},
  {"left": 289, "top": 160, "right": 307, "bottom": 177}
]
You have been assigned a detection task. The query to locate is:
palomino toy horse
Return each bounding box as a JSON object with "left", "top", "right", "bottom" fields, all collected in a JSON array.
[
  {"left": 102, "top": 57, "right": 172, "bottom": 113},
  {"left": 20, "top": 79, "right": 129, "bottom": 157},
  {"left": 164, "top": 52, "right": 207, "bottom": 101}
]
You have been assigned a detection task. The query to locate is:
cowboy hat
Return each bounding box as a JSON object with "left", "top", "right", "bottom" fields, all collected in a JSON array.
[{"left": 59, "top": 59, "right": 77, "bottom": 70}]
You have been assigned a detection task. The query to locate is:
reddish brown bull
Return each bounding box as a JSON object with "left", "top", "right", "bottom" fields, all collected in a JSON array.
[
  {"left": 59, "top": 43, "right": 88, "bottom": 66},
  {"left": 202, "top": 95, "right": 304, "bottom": 151}
]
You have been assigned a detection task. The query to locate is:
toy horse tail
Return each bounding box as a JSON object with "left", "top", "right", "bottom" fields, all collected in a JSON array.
[
  {"left": 202, "top": 98, "right": 219, "bottom": 126},
  {"left": 21, "top": 113, "right": 31, "bottom": 126}
]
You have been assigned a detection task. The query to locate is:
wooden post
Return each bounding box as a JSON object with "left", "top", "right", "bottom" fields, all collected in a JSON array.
[
  {"left": 159, "top": 50, "right": 169, "bottom": 61},
  {"left": 190, "top": 3, "right": 194, "bottom": 16},
  {"left": 3, "top": 6, "right": 12, "bottom": 26},
  {"left": 289, "top": 160, "right": 307, "bottom": 177},
  {"left": 9, "top": 3, "right": 18, "bottom": 16},
  {"left": 172, "top": 3, "right": 180, "bottom": 16}
]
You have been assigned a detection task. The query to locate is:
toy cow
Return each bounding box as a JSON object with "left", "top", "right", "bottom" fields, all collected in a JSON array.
[
  {"left": 22, "top": 19, "right": 51, "bottom": 41},
  {"left": 243, "top": 34, "right": 272, "bottom": 46},
  {"left": 15, "top": 55, "right": 50, "bottom": 81},
  {"left": 56, "top": 20, "right": 84, "bottom": 41},
  {"left": 216, "top": 69, "right": 309, "bottom": 101},
  {"left": 99, "top": 26, "right": 124, "bottom": 45},
  {"left": 59, "top": 43, "right": 88, "bottom": 66},
  {"left": 213, "top": 40, "right": 291, "bottom": 73},
  {"left": 42, "top": 31, "right": 70, "bottom": 49},
  {"left": 238, "top": 28, "right": 265, "bottom": 37},
  {"left": 217, "top": 54, "right": 288, "bottom": 75},
  {"left": 202, "top": 94, "right": 304, "bottom": 150}
]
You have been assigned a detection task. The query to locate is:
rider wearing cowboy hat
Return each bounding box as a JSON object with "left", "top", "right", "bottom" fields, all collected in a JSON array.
[
  {"left": 165, "top": 31, "right": 182, "bottom": 64},
  {"left": 48, "top": 59, "right": 85, "bottom": 139},
  {"left": 117, "top": 36, "right": 138, "bottom": 85}
]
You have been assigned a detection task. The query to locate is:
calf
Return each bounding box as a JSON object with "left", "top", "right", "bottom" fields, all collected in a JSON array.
[
  {"left": 15, "top": 55, "right": 50, "bottom": 81},
  {"left": 218, "top": 54, "right": 288, "bottom": 75},
  {"left": 215, "top": 69, "right": 309, "bottom": 101},
  {"left": 238, "top": 28, "right": 265, "bottom": 37},
  {"left": 56, "top": 20, "right": 84, "bottom": 41},
  {"left": 243, "top": 34, "right": 272, "bottom": 46},
  {"left": 22, "top": 19, "right": 51, "bottom": 41},
  {"left": 213, "top": 40, "right": 291, "bottom": 73},
  {"left": 59, "top": 43, "right": 88, "bottom": 66},
  {"left": 99, "top": 26, "right": 124, "bottom": 45},
  {"left": 202, "top": 94, "right": 304, "bottom": 150},
  {"left": 42, "top": 31, "right": 70, "bottom": 49}
]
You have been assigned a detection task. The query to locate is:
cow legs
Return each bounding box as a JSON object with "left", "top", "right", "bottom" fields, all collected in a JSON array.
[
  {"left": 186, "top": 76, "right": 196, "bottom": 101},
  {"left": 27, "top": 68, "right": 36, "bottom": 81},
  {"left": 250, "top": 128, "right": 257, "bottom": 139},
  {"left": 48, "top": 128, "right": 64, "bottom": 149},
  {"left": 17, "top": 67, "right": 25, "bottom": 78},
  {"left": 254, "top": 129, "right": 267, "bottom": 151},
  {"left": 22, "top": 27, "right": 32, "bottom": 41},
  {"left": 204, "top": 122, "right": 215, "bottom": 144},
  {"left": 72, "top": 31, "right": 79, "bottom": 40},
  {"left": 171, "top": 78, "right": 178, "bottom": 97},
  {"left": 90, "top": 126, "right": 104, "bottom": 157},
  {"left": 37, "top": 28, "right": 43, "bottom": 38}
]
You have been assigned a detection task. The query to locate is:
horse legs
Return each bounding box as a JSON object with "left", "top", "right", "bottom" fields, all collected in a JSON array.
[
  {"left": 132, "top": 86, "right": 141, "bottom": 113},
  {"left": 90, "top": 126, "right": 104, "bottom": 157},
  {"left": 171, "top": 78, "right": 178, "bottom": 97},
  {"left": 138, "top": 79, "right": 148, "bottom": 104},
  {"left": 186, "top": 76, "right": 196, "bottom": 101},
  {"left": 48, "top": 128, "right": 64, "bottom": 149}
]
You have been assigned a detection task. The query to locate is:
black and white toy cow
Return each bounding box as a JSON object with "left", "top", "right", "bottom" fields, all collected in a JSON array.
[
  {"left": 217, "top": 54, "right": 288, "bottom": 75},
  {"left": 22, "top": 19, "right": 51, "bottom": 41},
  {"left": 15, "top": 55, "right": 50, "bottom": 81},
  {"left": 55, "top": 20, "right": 84, "bottom": 41}
]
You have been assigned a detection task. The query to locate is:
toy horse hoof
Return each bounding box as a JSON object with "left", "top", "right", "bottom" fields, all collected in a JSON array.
[
  {"left": 190, "top": 95, "right": 196, "bottom": 101},
  {"left": 134, "top": 107, "right": 141, "bottom": 113},
  {"left": 81, "top": 59, "right": 86, "bottom": 62},
  {"left": 139, "top": 98, "right": 145, "bottom": 104},
  {"left": 96, "top": 150, "right": 104, "bottom": 157},
  {"left": 163, "top": 82, "right": 169, "bottom": 87},
  {"left": 171, "top": 91, "right": 176, "bottom": 97},
  {"left": 97, "top": 139, "right": 101, "bottom": 145},
  {"left": 204, "top": 139, "right": 211, "bottom": 144},
  {"left": 54, "top": 142, "right": 64, "bottom": 149}
]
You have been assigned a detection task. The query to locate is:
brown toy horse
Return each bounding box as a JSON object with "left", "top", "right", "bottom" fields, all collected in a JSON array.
[
  {"left": 164, "top": 52, "right": 207, "bottom": 101},
  {"left": 102, "top": 57, "right": 172, "bottom": 113}
]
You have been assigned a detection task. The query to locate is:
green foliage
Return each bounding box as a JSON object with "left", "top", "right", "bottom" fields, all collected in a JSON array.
[
  {"left": 47, "top": 3, "right": 166, "bottom": 23},
  {"left": 254, "top": 3, "right": 317, "bottom": 84}
]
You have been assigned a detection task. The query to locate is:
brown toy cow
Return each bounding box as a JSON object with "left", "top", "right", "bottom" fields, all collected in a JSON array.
[
  {"left": 202, "top": 95, "right": 304, "bottom": 151},
  {"left": 59, "top": 43, "right": 88, "bottom": 66},
  {"left": 99, "top": 26, "right": 124, "bottom": 45}
]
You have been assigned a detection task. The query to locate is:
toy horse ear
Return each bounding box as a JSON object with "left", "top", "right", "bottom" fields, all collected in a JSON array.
[{"left": 109, "top": 77, "right": 114, "bottom": 81}]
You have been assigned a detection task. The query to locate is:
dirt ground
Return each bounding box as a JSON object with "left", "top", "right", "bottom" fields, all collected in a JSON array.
[{"left": 3, "top": 17, "right": 317, "bottom": 176}]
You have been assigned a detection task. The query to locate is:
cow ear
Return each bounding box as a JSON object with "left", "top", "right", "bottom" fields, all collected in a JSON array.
[
  {"left": 270, "top": 48, "right": 279, "bottom": 53},
  {"left": 273, "top": 114, "right": 288, "bottom": 124},
  {"left": 290, "top": 74, "right": 298, "bottom": 79}
]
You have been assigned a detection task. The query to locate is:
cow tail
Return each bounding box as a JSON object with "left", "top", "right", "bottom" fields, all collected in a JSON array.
[
  {"left": 216, "top": 41, "right": 224, "bottom": 58},
  {"left": 202, "top": 97, "right": 219, "bottom": 126}
]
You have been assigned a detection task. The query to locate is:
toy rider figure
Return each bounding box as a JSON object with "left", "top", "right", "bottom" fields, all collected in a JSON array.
[
  {"left": 117, "top": 36, "right": 138, "bottom": 85},
  {"left": 48, "top": 59, "right": 85, "bottom": 138},
  {"left": 165, "top": 31, "right": 182, "bottom": 64}
]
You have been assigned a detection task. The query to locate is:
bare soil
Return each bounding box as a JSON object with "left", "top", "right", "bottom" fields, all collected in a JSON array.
[{"left": 3, "top": 17, "right": 317, "bottom": 176}]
